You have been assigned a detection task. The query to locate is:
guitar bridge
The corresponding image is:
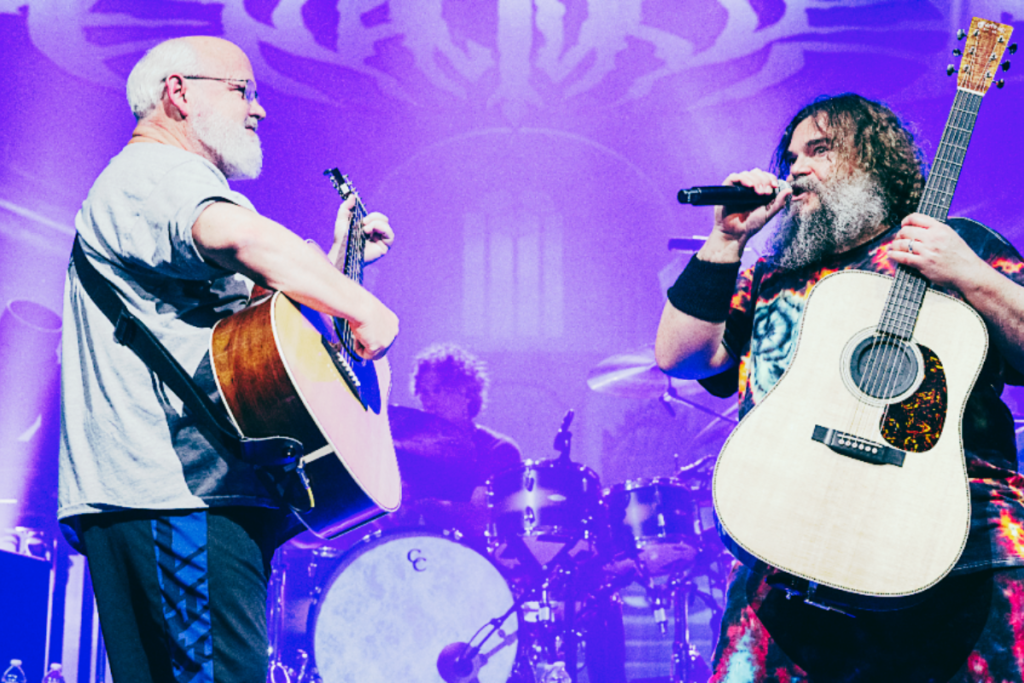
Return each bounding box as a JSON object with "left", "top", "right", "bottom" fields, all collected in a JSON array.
[
  {"left": 322, "top": 337, "right": 364, "bottom": 405},
  {"left": 812, "top": 425, "right": 905, "bottom": 467}
]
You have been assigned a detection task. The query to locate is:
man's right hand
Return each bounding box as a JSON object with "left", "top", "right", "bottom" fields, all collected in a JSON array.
[
  {"left": 701, "top": 168, "right": 791, "bottom": 262},
  {"left": 349, "top": 295, "right": 399, "bottom": 360}
]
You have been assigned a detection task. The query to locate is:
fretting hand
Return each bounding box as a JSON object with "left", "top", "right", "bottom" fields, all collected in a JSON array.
[{"left": 328, "top": 195, "right": 395, "bottom": 267}]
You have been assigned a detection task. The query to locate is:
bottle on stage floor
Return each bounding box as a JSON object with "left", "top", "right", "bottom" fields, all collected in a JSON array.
[
  {"left": 2, "top": 660, "right": 26, "bottom": 683},
  {"left": 41, "top": 664, "right": 65, "bottom": 683}
]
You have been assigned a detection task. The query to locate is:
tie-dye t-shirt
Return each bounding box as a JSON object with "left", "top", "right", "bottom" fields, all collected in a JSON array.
[{"left": 700, "top": 217, "right": 1024, "bottom": 573}]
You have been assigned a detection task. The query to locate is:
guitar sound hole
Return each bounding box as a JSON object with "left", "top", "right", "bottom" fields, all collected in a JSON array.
[{"left": 848, "top": 335, "right": 919, "bottom": 400}]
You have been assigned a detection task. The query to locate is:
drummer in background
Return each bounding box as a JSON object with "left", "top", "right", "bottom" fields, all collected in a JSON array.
[{"left": 394, "top": 343, "right": 522, "bottom": 531}]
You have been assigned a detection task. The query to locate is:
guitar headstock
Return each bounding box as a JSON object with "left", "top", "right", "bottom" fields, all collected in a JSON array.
[
  {"left": 952, "top": 17, "right": 1015, "bottom": 93},
  {"left": 324, "top": 168, "right": 358, "bottom": 201}
]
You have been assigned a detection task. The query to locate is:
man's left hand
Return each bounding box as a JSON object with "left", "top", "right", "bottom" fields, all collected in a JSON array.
[
  {"left": 330, "top": 195, "right": 395, "bottom": 267},
  {"left": 889, "top": 213, "right": 988, "bottom": 290}
]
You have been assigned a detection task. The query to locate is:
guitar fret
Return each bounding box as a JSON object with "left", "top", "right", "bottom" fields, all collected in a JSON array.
[{"left": 324, "top": 170, "right": 374, "bottom": 358}]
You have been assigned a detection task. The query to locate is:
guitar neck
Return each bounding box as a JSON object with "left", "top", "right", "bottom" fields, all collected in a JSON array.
[
  {"left": 918, "top": 89, "right": 984, "bottom": 224},
  {"left": 877, "top": 17, "right": 1013, "bottom": 340},
  {"left": 877, "top": 88, "right": 984, "bottom": 340},
  {"left": 324, "top": 169, "right": 369, "bottom": 356}
]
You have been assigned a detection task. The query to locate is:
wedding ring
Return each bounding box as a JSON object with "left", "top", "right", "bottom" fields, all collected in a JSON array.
[{"left": 908, "top": 239, "right": 914, "bottom": 254}]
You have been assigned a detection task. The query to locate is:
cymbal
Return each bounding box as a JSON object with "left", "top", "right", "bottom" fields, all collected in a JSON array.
[
  {"left": 586, "top": 348, "right": 721, "bottom": 399},
  {"left": 586, "top": 348, "right": 674, "bottom": 399},
  {"left": 587, "top": 347, "right": 737, "bottom": 422},
  {"left": 389, "top": 405, "right": 476, "bottom": 462}
]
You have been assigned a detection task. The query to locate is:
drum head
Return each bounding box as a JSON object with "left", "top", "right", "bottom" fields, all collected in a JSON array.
[{"left": 313, "top": 529, "right": 518, "bottom": 683}]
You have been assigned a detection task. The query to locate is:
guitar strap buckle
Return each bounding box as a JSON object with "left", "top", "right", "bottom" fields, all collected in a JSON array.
[
  {"left": 766, "top": 574, "right": 856, "bottom": 618},
  {"left": 239, "top": 435, "right": 304, "bottom": 467},
  {"left": 113, "top": 309, "right": 137, "bottom": 346}
]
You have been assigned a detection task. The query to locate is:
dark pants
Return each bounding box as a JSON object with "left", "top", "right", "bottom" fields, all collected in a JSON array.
[
  {"left": 78, "top": 507, "right": 278, "bottom": 683},
  {"left": 710, "top": 563, "right": 1024, "bottom": 683}
]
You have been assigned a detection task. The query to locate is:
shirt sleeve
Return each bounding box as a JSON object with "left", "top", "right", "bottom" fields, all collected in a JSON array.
[
  {"left": 126, "top": 158, "right": 256, "bottom": 281},
  {"left": 949, "top": 217, "right": 1024, "bottom": 386},
  {"left": 697, "top": 261, "right": 760, "bottom": 397}
]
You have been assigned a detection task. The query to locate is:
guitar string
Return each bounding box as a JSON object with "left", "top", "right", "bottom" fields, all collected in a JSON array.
[
  {"left": 863, "top": 25, "right": 1001, "bottom": 457},
  {"left": 873, "top": 90, "right": 978, "bottom": 437},
  {"left": 862, "top": 90, "right": 966, "bottom": 437},
  {"left": 341, "top": 192, "right": 369, "bottom": 361},
  {"left": 850, "top": 89, "right": 977, "bottom": 447},
  {"left": 847, "top": 95, "right": 951, "bottom": 440},
  {"left": 327, "top": 175, "right": 370, "bottom": 365},
  {"left": 845, "top": 87, "right": 963, "bottom": 439},
  {"left": 842, "top": 30, "right": 991, "bottom": 440},
  {"left": 859, "top": 89, "right": 979, "bottom": 454}
]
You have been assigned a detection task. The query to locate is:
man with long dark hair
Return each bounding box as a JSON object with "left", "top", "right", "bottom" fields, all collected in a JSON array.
[{"left": 656, "top": 94, "right": 1024, "bottom": 680}]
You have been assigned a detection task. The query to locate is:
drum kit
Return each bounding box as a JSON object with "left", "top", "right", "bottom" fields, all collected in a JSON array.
[{"left": 267, "top": 349, "right": 735, "bottom": 683}]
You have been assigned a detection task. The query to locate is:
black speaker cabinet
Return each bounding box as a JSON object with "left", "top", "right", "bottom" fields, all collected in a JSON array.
[{"left": 0, "top": 549, "right": 50, "bottom": 683}]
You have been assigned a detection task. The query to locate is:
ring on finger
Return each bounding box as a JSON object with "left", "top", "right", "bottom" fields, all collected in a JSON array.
[{"left": 907, "top": 239, "right": 914, "bottom": 254}]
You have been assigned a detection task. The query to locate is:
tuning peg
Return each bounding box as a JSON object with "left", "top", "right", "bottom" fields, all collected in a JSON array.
[
  {"left": 1003, "top": 61, "right": 1012, "bottom": 71},
  {"left": 957, "top": 28, "right": 966, "bottom": 40},
  {"left": 1010, "top": 44, "right": 1019, "bottom": 55},
  {"left": 997, "top": 79, "right": 1006, "bottom": 89},
  {"left": 947, "top": 64, "right": 957, "bottom": 76},
  {"left": 953, "top": 48, "right": 963, "bottom": 56}
]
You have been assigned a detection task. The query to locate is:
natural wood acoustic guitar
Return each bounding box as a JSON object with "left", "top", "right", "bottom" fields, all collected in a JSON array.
[
  {"left": 713, "top": 17, "right": 1015, "bottom": 607},
  {"left": 210, "top": 170, "right": 401, "bottom": 540}
]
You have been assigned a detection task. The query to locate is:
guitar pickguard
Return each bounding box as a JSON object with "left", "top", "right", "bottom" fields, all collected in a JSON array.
[{"left": 880, "top": 344, "right": 947, "bottom": 453}]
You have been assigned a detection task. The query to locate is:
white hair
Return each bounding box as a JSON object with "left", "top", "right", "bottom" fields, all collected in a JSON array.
[{"left": 126, "top": 39, "right": 204, "bottom": 120}]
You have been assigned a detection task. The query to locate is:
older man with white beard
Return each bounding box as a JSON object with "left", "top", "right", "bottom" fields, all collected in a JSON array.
[
  {"left": 58, "top": 36, "right": 398, "bottom": 683},
  {"left": 656, "top": 94, "right": 1024, "bottom": 680}
]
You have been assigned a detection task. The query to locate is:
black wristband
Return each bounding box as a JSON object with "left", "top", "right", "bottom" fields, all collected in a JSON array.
[{"left": 666, "top": 256, "right": 741, "bottom": 323}]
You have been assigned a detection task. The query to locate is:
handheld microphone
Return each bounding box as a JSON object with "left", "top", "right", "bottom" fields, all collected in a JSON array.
[{"left": 677, "top": 180, "right": 791, "bottom": 208}]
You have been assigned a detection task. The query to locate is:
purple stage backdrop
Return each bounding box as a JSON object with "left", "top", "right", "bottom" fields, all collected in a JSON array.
[{"left": 1, "top": 0, "right": 1023, "bottom": 563}]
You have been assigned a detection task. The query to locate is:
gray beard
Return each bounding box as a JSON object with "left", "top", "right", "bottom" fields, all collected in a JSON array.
[
  {"left": 767, "top": 171, "right": 889, "bottom": 272},
  {"left": 190, "top": 109, "right": 263, "bottom": 180}
]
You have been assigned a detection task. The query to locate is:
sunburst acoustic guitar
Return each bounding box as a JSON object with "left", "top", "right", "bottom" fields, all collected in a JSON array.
[
  {"left": 210, "top": 170, "right": 401, "bottom": 541},
  {"left": 713, "top": 17, "right": 1015, "bottom": 606}
]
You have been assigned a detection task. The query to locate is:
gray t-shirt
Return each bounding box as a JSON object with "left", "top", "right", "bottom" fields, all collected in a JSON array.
[{"left": 59, "top": 143, "right": 278, "bottom": 526}]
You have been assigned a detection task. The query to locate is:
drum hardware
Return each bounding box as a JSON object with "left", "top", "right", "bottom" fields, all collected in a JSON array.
[
  {"left": 309, "top": 528, "right": 519, "bottom": 683},
  {"left": 631, "top": 543, "right": 728, "bottom": 683},
  {"left": 268, "top": 552, "right": 288, "bottom": 682},
  {"left": 602, "top": 477, "right": 702, "bottom": 578},
  {"left": 513, "top": 533, "right": 592, "bottom": 683},
  {"left": 661, "top": 382, "right": 738, "bottom": 424},
  {"left": 436, "top": 586, "right": 533, "bottom": 682},
  {"left": 269, "top": 649, "right": 317, "bottom": 683},
  {"left": 534, "top": 660, "right": 572, "bottom": 683},
  {"left": 267, "top": 399, "right": 735, "bottom": 683}
]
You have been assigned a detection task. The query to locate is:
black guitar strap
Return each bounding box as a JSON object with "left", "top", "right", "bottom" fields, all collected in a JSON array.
[{"left": 70, "top": 235, "right": 304, "bottom": 469}]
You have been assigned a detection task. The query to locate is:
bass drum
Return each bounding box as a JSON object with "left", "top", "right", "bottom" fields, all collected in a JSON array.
[{"left": 312, "top": 528, "right": 520, "bottom": 683}]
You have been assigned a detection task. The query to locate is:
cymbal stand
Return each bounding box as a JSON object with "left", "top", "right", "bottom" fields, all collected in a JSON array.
[
  {"left": 503, "top": 529, "right": 590, "bottom": 683},
  {"left": 536, "top": 537, "right": 583, "bottom": 683},
  {"left": 663, "top": 383, "right": 737, "bottom": 424},
  {"left": 658, "top": 546, "right": 725, "bottom": 683},
  {"left": 267, "top": 554, "right": 291, "bottom": 683}
]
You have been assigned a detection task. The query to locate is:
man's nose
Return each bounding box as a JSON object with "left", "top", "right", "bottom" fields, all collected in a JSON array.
[
  {"left": 789, "top": 154, "right": 811, "bottom": 177},
  {"left": 250, "top": 98, "right": 266, "bottom": 120}
]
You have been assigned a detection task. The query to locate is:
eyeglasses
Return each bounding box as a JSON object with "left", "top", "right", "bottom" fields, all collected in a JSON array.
[{"left": 180, "top": 76, "right": 258, "bottom": 103}]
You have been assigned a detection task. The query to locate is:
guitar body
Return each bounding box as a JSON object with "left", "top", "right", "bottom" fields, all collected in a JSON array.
[
  {"left": 713, "top": 270, "right": 987, "bottom": 599},
  {"left": 211, "top": 291, "right": 401, "bottom": 540}
]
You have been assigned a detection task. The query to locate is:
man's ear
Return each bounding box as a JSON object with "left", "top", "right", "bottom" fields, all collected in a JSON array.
[{"left": 164, "top": 74, "right": 189, "bottom": 121}]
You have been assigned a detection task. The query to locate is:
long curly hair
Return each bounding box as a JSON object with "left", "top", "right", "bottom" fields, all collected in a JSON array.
[
  {"left": 410, "top": 343, "right": 490, "bottom": 419},
  {"left": 772, "top": 93, "right": 926, "bottom": 226}
]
